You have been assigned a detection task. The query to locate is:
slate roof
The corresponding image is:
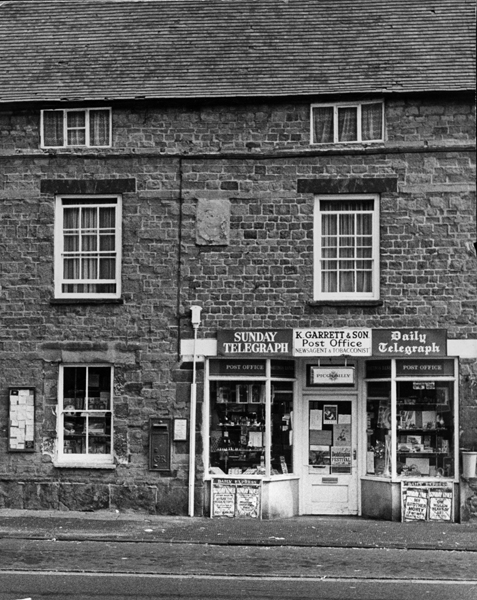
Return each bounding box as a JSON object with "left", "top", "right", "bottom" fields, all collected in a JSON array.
[{"left": 0, "top": 0, "right": 475, "bottom": 104}]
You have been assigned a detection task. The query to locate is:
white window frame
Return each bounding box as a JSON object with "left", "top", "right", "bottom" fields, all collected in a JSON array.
[
  {"left": 40, "top": 108, "right": 112, "bottom": 148},
  {"left": 56, "top": 364, "right": 114, "bottom": 468},
  {"left": 54, "top": 195, "right": 122, "bottom": 300},
  {"left": 310, "top": 101, "right": 384, "bottom": 145},
  {"left": 313, "top": 194, "right": 380, "bottom": 301}
]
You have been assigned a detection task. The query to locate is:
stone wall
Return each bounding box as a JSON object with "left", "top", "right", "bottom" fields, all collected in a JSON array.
[{"left": 0, "top": 94, "right": 475, "bottom": 513}]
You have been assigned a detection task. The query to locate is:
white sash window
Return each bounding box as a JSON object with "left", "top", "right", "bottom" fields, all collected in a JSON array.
[
  {"left": 314, "top": 195, "right": 380, "bottom": 300},
  {"left": 54, "top": 196, "right": 122, "bottom": 299}
]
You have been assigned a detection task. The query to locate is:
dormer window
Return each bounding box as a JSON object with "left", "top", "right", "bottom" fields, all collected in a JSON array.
[
  {"left": 41, "top": 108, "right": 112, "bottom": 148},
  {"left": 311, "top": 101, "right": 383, "bottom": 144}
]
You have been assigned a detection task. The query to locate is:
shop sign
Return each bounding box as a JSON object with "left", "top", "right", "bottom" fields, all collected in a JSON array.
[
  {"left": 396, "top": 359, "right": 454, "bottom": 377},
  {"left": 293, "top": 328, "right": 372, "bottom": 357},
  {"left": 309, "top": 367, "right": 355, "bottom": 385},
  {"left": 373, "top": 329, "right": 447, "bottom": 357},
  {"left": 217, "top": 330, "right": 293, "bottom": 356},
  {"left": 209, "top": 359, "right": 266, "bottom": 376}
]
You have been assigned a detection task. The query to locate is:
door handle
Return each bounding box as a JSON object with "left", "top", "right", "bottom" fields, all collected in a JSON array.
[{"left": 353, "top": 449, "right": 357, "bottom": 460}]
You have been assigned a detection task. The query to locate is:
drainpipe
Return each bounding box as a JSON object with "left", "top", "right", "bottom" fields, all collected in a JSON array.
[{"left": 188, "top": 305, "right": 202, "bottom": 517}]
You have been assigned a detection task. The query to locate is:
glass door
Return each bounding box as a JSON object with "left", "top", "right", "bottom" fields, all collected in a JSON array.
[{"left": 302, "top": 394, "right": 358, "bottom": 514}]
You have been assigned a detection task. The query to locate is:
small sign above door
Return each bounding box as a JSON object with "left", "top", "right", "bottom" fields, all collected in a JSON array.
[{"left": 309, "top": 367, "right": 355, "bottom": 386}]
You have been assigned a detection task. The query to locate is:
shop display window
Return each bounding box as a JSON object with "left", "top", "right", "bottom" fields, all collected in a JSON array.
[
  {"left": 208, "top": 361, "right": 294, "bottom": 477},
  {"left": 396, "top": 380, "right": 454, "bottom": 478},
  {"left": 365, "top": 359, "right": 456, "bottom": 479},
  {"left": 366, "top": 380, "right": 392, "bottom": 476},
  {"left": 59, "top": 365, "right": 113, "bottom": 462}
]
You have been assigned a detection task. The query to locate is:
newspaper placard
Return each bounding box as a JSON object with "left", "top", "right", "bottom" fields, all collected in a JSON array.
[
  {"left": 401, "top": 480, "right": 454, "bottom": 522},
  {"left": 212, "top": 479, "right": 261, "bottom": 519}
]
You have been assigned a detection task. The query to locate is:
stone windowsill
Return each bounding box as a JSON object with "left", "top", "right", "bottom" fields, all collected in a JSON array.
[
  {"left": 50, "top": 299, "right": 124, "bottom": 306},
  {"left": 53, "top": 460, "right": 116, "bottom": 470},
  {"left": 308, "top": 300, "right": 384, "bottom": 307}
]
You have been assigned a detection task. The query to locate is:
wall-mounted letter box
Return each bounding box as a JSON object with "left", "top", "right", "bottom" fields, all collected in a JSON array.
[{"left": 149, "top": 418, "right": 171, "bottom": 471}]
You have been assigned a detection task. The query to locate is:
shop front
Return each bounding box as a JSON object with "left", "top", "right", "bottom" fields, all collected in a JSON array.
[{"left": 200, "top": 328, "right": 459, "bottom": 521}]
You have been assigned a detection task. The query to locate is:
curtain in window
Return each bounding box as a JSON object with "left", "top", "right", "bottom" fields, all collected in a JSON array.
[
  {"left": 338, "top": 107, "right": 357, "bottom": 142},
  {"left": 320, "top": 201, "right": 374, "bottom": 295},
  {"left": 321, "top": 214, "right": 338, "bottom": 292},
  {"left": 338, "top": 213, "right": 355, "bottom": 292},
  {"left": 313, "top": 107, "right": 334, "bottom": 143},
  {"left": 43, "top": 111, "right": 64, "bottom": 146},
  {"left": 67, "top": 111, "right": 86, "bottom": 146},
  {"left": 362, "top": 103, "right": 383, "bottom": 141},
  {"left": 90, "top": 110, "right": 110, "bottom": 146}
]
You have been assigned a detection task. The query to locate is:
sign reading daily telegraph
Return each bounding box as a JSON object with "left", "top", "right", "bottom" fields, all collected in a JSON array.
[
  {"left": 293, "top": 329, "right": 372, "bottom": 357},
  {"left": 372, "top": 329, "right": 447, "bottom": 357}
]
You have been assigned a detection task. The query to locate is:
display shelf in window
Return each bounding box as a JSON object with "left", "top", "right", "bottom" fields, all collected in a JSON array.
[
  {"left": 210, "top": 381, "right": 266, "bottom": 475},
  {"left": 396, "top": 381, "right": 454, "bottom": 477}
]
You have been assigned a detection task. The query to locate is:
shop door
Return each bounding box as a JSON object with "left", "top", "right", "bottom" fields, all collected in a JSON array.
[{"left": 303, "top": 395, "right": 358, "bottom": 515}]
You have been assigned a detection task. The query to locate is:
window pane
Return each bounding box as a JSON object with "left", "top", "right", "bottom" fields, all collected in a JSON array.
[
  {"left": 64, "top": 234, "right": 79, "bottom": 252},
  {"left": 43, "top": 111, "right": 64, "bottom": 146},
  {"left": 357, "top": 270, "right": 372, "bottom": 292},
  {"left": 362, "top": 103, "right": 383, "bottom": 141},
  {"left": 339, "top": 270, "right": 355, "bottom": 292},
  {"left": 313, "top": 106, "right": 334, "bottom": 143},
  {"left": 82, "top": 234, "right": 97, "bottom": 252},
  {"left": 366, "top": 381, "right": 392, "bottom": 477},
  {"left": 357, "top": 214, "right": 372, "bottom": 235},
  {"left": 321, "top": 200, "right": 374, "bottom": 211},
  {"left": 67, "top": 111, "right": 85, "bottom": 128},
  {"left": 81, "top": 207, "right": 97, "bottom": 230},
  {"left": 82, "top": 257, "right": 98, "bottom": 279},
  {"left": 64, "top": 207, "right": 79, "bottom": 229},
  {"left": 338, "top": 107, "right": 357, "bottom": 142},
  {"left": 322, "top": 214, "right": 337, "bottom": 236},
  {"left": 271, "top": 382, "right": 294, "bottom": 475},
  {"left": 322, "top": 270, "right": 337, "bottom": 292},
  {"left": 99, "top": 257, "right": 115, "bottom": 279},
  {"left": 63, "top": 258, "right": 79, "bottom": 279},
  {"left": 90, "top": 110, "right": 110, "bottom": 146},
  {"left": 99, "top": 207, "right": 115, "bottom": 229}
]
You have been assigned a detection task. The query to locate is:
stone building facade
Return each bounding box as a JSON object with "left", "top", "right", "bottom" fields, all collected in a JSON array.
[{"left": 0, "top": 1, "right": 475, "bottom": 519}]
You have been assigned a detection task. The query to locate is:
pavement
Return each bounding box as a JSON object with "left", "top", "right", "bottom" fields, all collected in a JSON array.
[{"left": 0, "top": 509, "right": 477, "bottom": 552}]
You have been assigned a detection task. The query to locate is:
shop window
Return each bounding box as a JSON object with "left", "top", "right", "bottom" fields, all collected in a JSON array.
[
  {"left": 314, "top": 196, "right": 380, "bottom": 300},
  {"left": 366, "top": 380, "right": 392, "bottom": 476},
  {"left": 57, "top": 365, "right": 114, "bottom": 466},
  {"left": 208, "top": 360, "right": 294, "bottom": 477},
  {"left": 396, "top": 380, "right": 454, "bottom": 478},
  {"left": 41, "top": 108, "right": 112, "bottom": 148},
  {"left": 54, "top": 196, "right": 122, "bottom": 299},
  {"left": 365, "top": 359, "right": 457, "bottom": 479},
  {"left": 311, "top": 101, "right": 383, "bottom": 144}
]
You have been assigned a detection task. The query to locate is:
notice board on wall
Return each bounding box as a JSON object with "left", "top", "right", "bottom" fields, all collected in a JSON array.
[
  {"left": 8, "top": 388, "right": 35, "bottom": 452},
  {"left": 211, "top": 478, "right": 261, "bottom": 519},
  {"left": 401, "top": 480, "right": 454, "bottom": 522}
]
